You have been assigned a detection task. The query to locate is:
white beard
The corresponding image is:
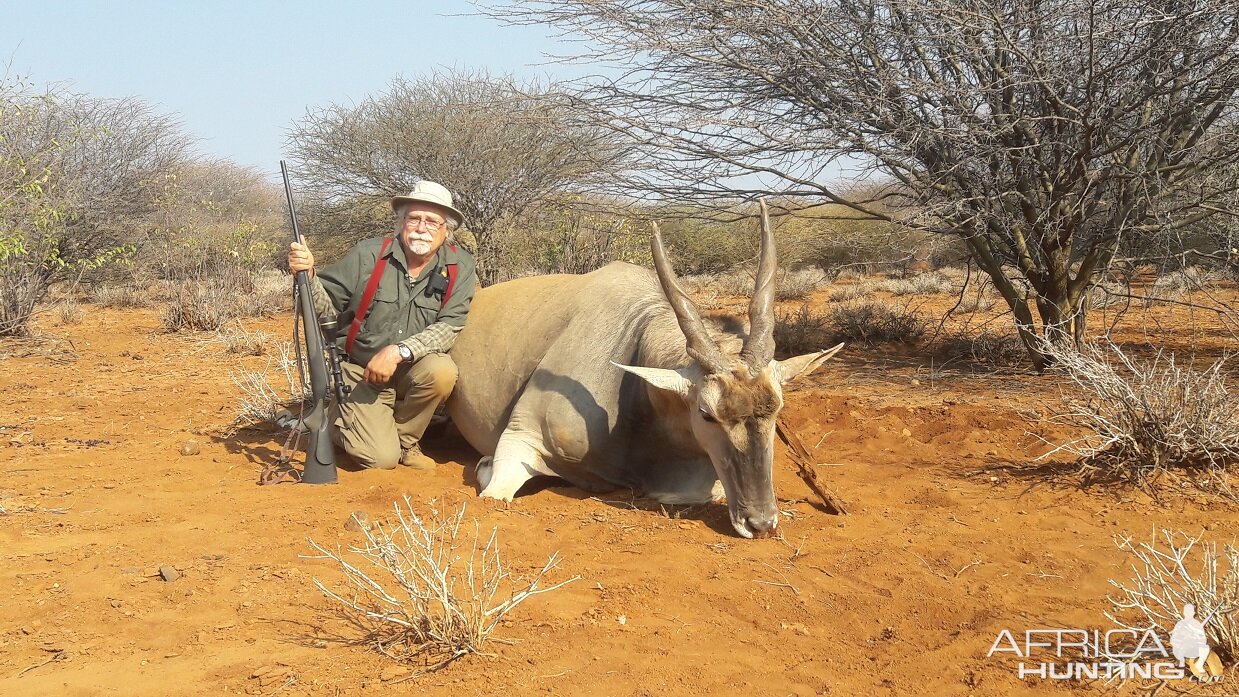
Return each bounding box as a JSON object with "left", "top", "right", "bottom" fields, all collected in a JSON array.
[{"left": 406, "top": 238, "right": 433, "bottom": 256}]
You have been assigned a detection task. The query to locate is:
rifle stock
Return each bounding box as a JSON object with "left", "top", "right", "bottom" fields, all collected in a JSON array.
[{"left": 281, "top": 160, "right": 337, "bottom": 484}]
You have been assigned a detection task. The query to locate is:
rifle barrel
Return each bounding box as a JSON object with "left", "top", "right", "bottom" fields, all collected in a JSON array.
[{"left": 281, "top": 160, "right": 337, "bottom": 484}]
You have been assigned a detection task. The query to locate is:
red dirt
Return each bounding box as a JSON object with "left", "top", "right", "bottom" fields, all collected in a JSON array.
[{"left": 2, "top": 288, "right": 1236, "bottom": 696}]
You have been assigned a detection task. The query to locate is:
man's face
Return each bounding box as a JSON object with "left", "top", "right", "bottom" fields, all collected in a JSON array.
[{"left": 398, "top": 203, "right": 450, "bottom": 260}]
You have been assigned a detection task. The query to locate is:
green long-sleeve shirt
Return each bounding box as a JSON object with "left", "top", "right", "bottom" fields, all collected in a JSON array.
[{"left": 309, "top": 237, "right": 477, "bottom": 367}]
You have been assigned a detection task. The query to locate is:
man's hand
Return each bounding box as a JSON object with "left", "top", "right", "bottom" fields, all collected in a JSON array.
[
  {"left": 363, "top": 345, "right": 404, "bottom": 386},
  {"left": 289, "top": 238, "right": 315, "bottom": 274}
]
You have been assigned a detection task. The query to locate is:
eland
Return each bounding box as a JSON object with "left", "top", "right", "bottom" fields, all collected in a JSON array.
[{"left": 447, "top": 201, "right": 842, "bottom": 538}]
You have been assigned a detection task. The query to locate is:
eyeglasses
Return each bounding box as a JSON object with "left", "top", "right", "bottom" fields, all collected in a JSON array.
[{"left": 404, "top": 215, "right": 446, "bottom": 233}]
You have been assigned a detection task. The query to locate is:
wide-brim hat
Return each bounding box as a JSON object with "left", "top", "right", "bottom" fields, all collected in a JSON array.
[{"left": 390, "top": 180, "right": 464, "bottom": 227}]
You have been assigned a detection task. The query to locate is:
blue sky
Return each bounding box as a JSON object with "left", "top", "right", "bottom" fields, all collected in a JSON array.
[{"left": 2, "top": 1, "right": 577, "bottom": 180}]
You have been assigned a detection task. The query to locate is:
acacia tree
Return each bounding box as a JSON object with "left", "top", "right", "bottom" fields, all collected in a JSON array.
[
  {"left": 287, "top": 69, "right": 621, "bottom": 284},
  {"left": 0, "top": 79, "right": 191, "bottom": 335},
  {"left": 490, "top": 0, "right": 1239, "bottom": 368}
]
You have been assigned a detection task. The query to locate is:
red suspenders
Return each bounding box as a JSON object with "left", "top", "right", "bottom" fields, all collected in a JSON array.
[
  {"left": 343, "top": 241, "right": 459, "bottom": 356},
  {"left": 443, "top": 245, "right": 459, "bottom": 304}
]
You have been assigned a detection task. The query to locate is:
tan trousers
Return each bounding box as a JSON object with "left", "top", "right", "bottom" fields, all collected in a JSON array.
[{"left": 332, "top": 353, "right": 458, "bottom": 470}]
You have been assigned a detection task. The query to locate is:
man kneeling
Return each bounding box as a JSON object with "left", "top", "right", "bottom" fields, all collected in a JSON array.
[{"left": 287, "top": 182, "right": 476, "bottom": 470}]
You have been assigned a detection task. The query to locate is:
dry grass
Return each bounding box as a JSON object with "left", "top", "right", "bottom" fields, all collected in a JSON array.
[
  {"left": 678, "top": 274, "right": 711, "bottom": 296},
  {"left": 1144, "top": 267, "right": 1228, "bottom": 307},
  {"left": 216, "top": 321, "right": 272, "bottom": 356},
  {"left": 878, "top": 273, "right": 956, "bottom": 296},
  {"left": 308, "top": 498, "right": 576, "bottom": 674},
  {"left": 683, "top": 267, "right": 830, "bottom": 303},
  {"left": 710, "top": 270, "right": 754, "bottom": 297},
  {"left": 776, "top": 267, "right": 831, "bottom": 301},
  {"left": 1151, "top": 267, "right": 1215, "bottom": 296},
  {"left": 1038, "top": 340, "right": 1239, "bottom": 493},
  {"left": 936, "top": 266, "right": 967, "bottom": 283},
  {"left": 948, "top": 291, "right": 998, "bottom": 315},
  {"left": 228, "top": 341, "right": 307, "bottom": 430},
  {"left": 92, "top": 284, "right": 156, "bottom": 309},
  {"left": 680, "top": 270, "right": 751, "bottom": 298},
  {"left": 1107, "top": 528, "right": 1239, "bottom": 662}
]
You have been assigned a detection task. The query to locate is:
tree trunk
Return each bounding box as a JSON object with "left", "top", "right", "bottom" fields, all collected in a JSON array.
[
  {"left": 1035, "top": 291, "right": 1077, "bottom": 346},
  {"left": 964, "top": 236, "right": 1054, "bottom": 371}
]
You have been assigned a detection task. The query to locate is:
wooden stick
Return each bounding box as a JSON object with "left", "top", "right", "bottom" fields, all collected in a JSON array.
[{"left": 776, "top": 417, "right": 848, "bottom": 515}]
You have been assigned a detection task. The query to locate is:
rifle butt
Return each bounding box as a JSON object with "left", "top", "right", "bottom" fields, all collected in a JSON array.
[{"left": 302, "top": 419, "right": 338, "bottom": 484}]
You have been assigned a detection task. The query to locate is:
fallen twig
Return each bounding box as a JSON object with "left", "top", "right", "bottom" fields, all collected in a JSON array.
[
  {"left": 13, "top": 650, "right": 66, "bottom": 678},
  {"left": 776, "top": 417, "right": 848, "bottom": 515},
  {"left": 954, "top": 559, "right": 982, "bottom": 578}
]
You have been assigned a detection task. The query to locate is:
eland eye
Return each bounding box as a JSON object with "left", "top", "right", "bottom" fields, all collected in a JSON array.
[{"left": 698, "top": 408, "right": 718, "bottom": 423}]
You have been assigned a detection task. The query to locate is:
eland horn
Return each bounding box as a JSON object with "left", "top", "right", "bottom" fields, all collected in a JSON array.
[
  {"left": 651, "top": 222, "right": 731, "bottom": 374},
  {"left": 740, "top": 198, "right": 777, "bottom": 372}
]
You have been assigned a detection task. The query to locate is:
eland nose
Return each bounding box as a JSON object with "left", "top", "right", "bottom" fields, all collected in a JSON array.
[{"left": 744, "top": 513, "right": 779, "bottom": 538}]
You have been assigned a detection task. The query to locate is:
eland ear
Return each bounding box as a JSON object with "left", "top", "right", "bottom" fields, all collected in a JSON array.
[
  {"left": 775, "top": 343, "right": 844, "bottom": 385},
  {"left": 611, "top": 362, "right": 692, "bottom": 398}
]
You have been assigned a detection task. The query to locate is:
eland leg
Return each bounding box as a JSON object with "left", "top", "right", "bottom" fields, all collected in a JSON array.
[{"left": 477, "top": 432, "right": 554, "bottom": 502}]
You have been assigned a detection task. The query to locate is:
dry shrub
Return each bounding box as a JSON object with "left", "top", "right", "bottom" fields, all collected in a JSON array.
[
  {"left": 878, "top": 273, "right": 955, "bottom": 296},
  {"left": 774, "top": 304, "right": 830, "bottom": 357},
  {"left": 163, "top": 271, "right": 282, "bottom": 332},
  {"left": 948, "top": 291, "right": 998, "bottom": 314},
  {"left": 163, "top": 278, "right": 239, "bottom": 331},
  {"left": 217, "top": 321, "right": 272, "bottom": 356},
  {"left": 683, "top": 272, "right": 713, "bottom": 294},
  {"left": 252, "top": 270, "right": 291, "bottom": 312},
  {"left": 931, "top": 330, "right": 1026, "bottom": 367},
  {"left": 776, "top": 267, "right": 831, "bottom": 300},
  {"left": 57, "top": 299, "right": 84, "bottom": 326},
  {"left": 1039, "top": 340, "right": 1239, "bottom": 492},
  {"left": 827, "top": 283, "right": 868, "bottom": 302},
  {"left": 827, "top": 301, "right": 925, "bottom": 346},
  {"left": 93, "top": 284, "right": 155, "bottom": 309},
  {"left": 1107, "top": 529, "right": 1239, "bottom": 662},
  {"left": 680, "top": 270, "right": 751, "bottom": 298},
  {"left": 1152, "top": 266, "right": 1215, "bottom": 297},
  {"left": 937, "top": 266, "right": 967, "bottom": 283},
  {"left": 308, "top": 498, "right": 576, "bottom": 673},
  {"left": 711, "top": 270, "right": 754, "bottom": 297},
  {"left": 1088, "top": 281, "right": 1130, "bottom": 309},
  {"left": 684, "top": 266, "right": 832, "bottom": 302},
  {"left": 963, "top": 268, "right": 1002, "bottom": 293},
  {"left": 229, "top": 341, "right": 306, "bottom": 430},
  {"left": 1145, "top": 267, "right": 1226, "bottom": 307},
  {"left": 834, "top": 268, "right": 867, "bottom": 283}
]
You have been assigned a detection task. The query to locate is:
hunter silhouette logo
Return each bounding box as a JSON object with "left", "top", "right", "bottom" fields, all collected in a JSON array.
[
  {"left": 988, "top": 603, "right": 1232, "bottom": 682},
  {"left": 1171, "top": 604, "right": 1225, "bottom": 682}
]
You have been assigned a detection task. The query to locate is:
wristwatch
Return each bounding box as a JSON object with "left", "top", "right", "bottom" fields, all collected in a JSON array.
[{"left": 396, "top": 344, "right": 413, "bottom": 363}]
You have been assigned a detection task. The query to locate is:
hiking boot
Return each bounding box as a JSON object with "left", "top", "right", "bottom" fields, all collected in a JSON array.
[{"left": 399, "top": 443, "right": 436, "bottom": 470}]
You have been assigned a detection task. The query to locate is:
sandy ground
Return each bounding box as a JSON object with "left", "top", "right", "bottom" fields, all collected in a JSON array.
[{"left": 2, "top": 284, "right": 1237, "bottom": 696}]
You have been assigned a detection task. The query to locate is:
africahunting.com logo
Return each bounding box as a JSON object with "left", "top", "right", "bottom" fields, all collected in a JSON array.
[{"left": 988, "top": 604, "right": 1225, "bottom": 682}]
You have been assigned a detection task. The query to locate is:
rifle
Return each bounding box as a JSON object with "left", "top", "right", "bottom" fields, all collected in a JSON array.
[{"left": 280, "top": 160, "right": 338, "bottom": 484}]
